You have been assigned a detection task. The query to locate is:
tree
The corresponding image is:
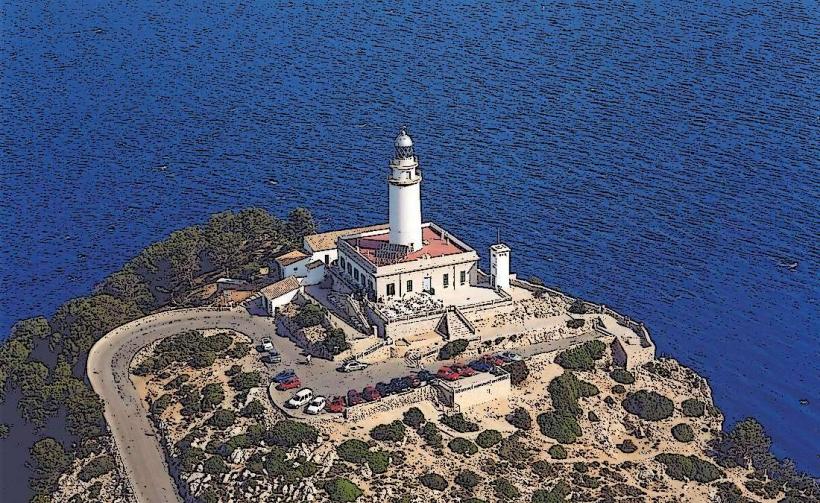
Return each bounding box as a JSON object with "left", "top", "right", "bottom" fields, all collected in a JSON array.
[
  {"left": 610, "top": 368, "right": 635, "bottom": 384},
  {"left": 240, "top": 399, "right": 265, "bottom": 418},
  {"left": 419, "top": 473, "right": 448, "bottom": 491},
  {"left": 506, "top": 407, "right": 532, "bottom": 430},
  {"left": 504, "top": 360, "right": 530, "bottom": 386},
  {"left": 492, "top": 477, "right": 520, "bottom": 500},
  {"left": 554, "top": 340, "right": 606, "bottom": 371},
  {"left": 28, "top": 438, "right": 70, "bottom": 496},
  {"left": 532, "top": 481, "right": 570, "bottom": 503},
  {"left": 265, "top": 420, "right": 318, "bottom": 447},
  {"left": 672, "top": 423, "right": 695, "bottom": 443},
  {"left": 681, "top": 398, "right": 705, "bottom": 417},
  {"left": 420, "top": 422, "right": 443, "bottom": 448},
  {"left": 324, "top": 478, "right": 362, "bottom": 502},
  {"left": 203, "top": 455, "right": 229, "bottom": 475},
  {"left": 200, "top": 383, "right": 225, "bottom": 410},
  {"left": 476, "top": 429, "right": 502, "bottom": 448},
  {"left": 438, "top": 339, "right": 469, "bottom": 360},
  {"left": 96, "top": 268, "right": 154, "bottom": 312},
  {"left": 548, "top": 372, "right": 599, "bottom": 417},
  {"left": 448, "top": 437, "right": 479, "bottom": 456},
  {"left": 537, "top": 412, "right": 581, "bottom": 444},
  {"left": 208, "top": 409, "right": 236, "bottom": 428},
  {"left": 370, "top": 421, "right": 406, "bottom": 442},
  {"left": 622, "top": 390, "right": 674, "bottom": 421},
  {"left": 78, "top": 455, "right": 114, "bottom": 482},
  {"left": 286, "top": 208, "right": 316, "bottom": 243},
  {"left": 365, "top": 450, "right": 390, "bottom": 474},
  {"left": 548, "top": 444, "right": 568, "bottom": 459},
  {"left": 323, "top": 328, "right": 349, "bottom": 355},
  {"left": 337, "top": 439, "right": 370, "bottom": 464},
  {"left": 455, "top": 469, "right": 482, "bottom": 490},
  {"left": 402, "top": 407, "right": 425, "bottom": 428}
]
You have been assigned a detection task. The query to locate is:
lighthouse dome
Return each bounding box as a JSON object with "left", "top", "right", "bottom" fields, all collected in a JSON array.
[{"left": 394, "top": 127, "right": 415, "bottom": 158}]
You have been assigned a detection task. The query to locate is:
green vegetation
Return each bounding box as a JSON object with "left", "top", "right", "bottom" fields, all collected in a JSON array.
[
  {"left": 295, "top": 302, "right": 327, "bottom": 328},
  {"left": 476, "top": 429, "right": 502, "bottom": 448},
  {"left": 337, "top": 439, "right": 370, "bottom": 464},
  {"left": 448, "top": 437, "right": 479, "bottom": 457},
  {"left": 28, "top": 438, "right": 71, "bottom": 496},
  {"left": 324, "top": 478, "right": 363, "bottom": 502},
  {"left": 200, "top": 383, "right": 225, "bottom": 410},
  {"left": 437, "top": 338, "right": 469, "bottom": 360},
  {"left": 537, "top": 412, "right": 582, "bottom": 444},
  {"left": 492, "top": 477, "right": 521, "bottom": 500},
  {"left": 132, "top": 330, "right": 233, "bottom": 374},
  {"left": 441, "top": 413, "right": 479, "bottom": 433},
  {"left": 609, "top": 368, "right": 635, "bottom": 384},
  {"left": 265, "top": 420, "right": 318, "bottom": 448},
  {"left": 370, "top": 421, "right": 406, "bottom": 442},
  {"left": 419, "top": 422, "right": 443, "bottom": 448},
  {"left": 323, "top": 327, "right": 349, "bottom": 356},
  {"left": 207, "top": 409, "right": 236, "bottom": 428},
  {"left": 617, "top": 439, "right": 637, "bottom": 453},
  {"left": 611, "top": 384, "right": 626, "bottom": 394},
  {"left": 531, "top": 460, "right": 555, "bottom": 478},
  {"left": 150, "top": 394, "right": 173, "bottom": 415},
  {"left": 681, "top": 398, "right": 705, "bottom": 417},
  {"left": 78, "top": 455, "right": 115, "bottom": 482},
  {"left": 506, "top": 407, "right": 532, "bottom": 430},
  {"left": 548, "top": 444, "right": 568, "bottom": 459},
  {"left": 568, "top": 299, "right": 587, "bottom": 314},
  {"left": 566, "top": 318, "right": 585, "bottom": 329},
  {"left": 554, "top": 340, "right": 606, "bottom": 370},
  {"left": 548, "top": 371, "right": 599, "bottom": 417},
  {"left": 0, "top": 423, "right": 9, "bottom": 439},
  {"left": 365, "top": 450, "right": 390, "bottom": 474},
  {"left": 655, "top": 453, "right": 724, "bottom": 483},
  {"left": 504, "top": 360, "right": 530, "bottom": 386},
  {"left": 532, "top": 481, "right": 570, "bottom": 503},
  {"left": 240, "top": 399, "right": 265, "bottom": 418},
  {"left": 455, "top": 469, "right": 482, "bottom": 490},
  {"left": 402, "top": 407, "right": 425, "bottom": 428},
  {"left": 672, "top": 423, "right": 695, "bottom": 443},
  {"left": 229, "top": 371, "right": 261, "bottom": 393},
  {"left": 418, "top": 472, "right": 448, "bottom": 491},
  {"left": 622, "top": 390, "right": 674, "bottom": 421}
]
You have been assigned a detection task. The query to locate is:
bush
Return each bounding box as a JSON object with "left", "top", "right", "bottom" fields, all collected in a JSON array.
[
  {"left": 492, "top": 477, "right": 521, "bottom": 500},
  {"left": 566, "top": 318, "right": 585, "bottom": 329},
  {"left": 438, "top": 339, "right": 469, "bottom": 360},
  {"left": 498, "top": 436, "right": 530, "bottom": 464},
  {"left": 370, "top": 420, "right": 406, "bottom": 442},
  {"left": 150, "top": 394, "right": 173, "bottom": 415},
  {"left": 611, "top": 384, "right": 626, "bottom": 394},
  {"left": 617, "top": 439, "right": 637, "bottom": 453},
  {"left": 537, "top": 412, "right": 581, "bottom": 444},
  {"left": 266, "top": 420, "right": 318, "bottom": 447},
  {"left": 208, "top": 409, "right": 236, "bottom": 428},
  {"left": 532, "top": 481, "right": 570, "bottom": 503},
  {"left": 655, "top": 453, "right": 724, "bottom": 483},
  {"left": 554, "top": 340, "right": 606, "bottom": 370},
  {"left": 200, "top": 383, "right": 225, "bottom": 410},
  {"left": 672, "top": 423, "right": 695, "bottom": 443},
  {"left": 504, "top": 360, "right": 530, "bottom": 386},
  {"left": 202, "top": 455, "right": 228, "bottom": 475},
  {"left": 229, "top": 371, "right": 261, "bottom": 392},
  {"left": 449, "top": 437, "right": 479, "bottom": 457},
  {"left": 419, "top": 472, "right": 448, "bottom": 491},
  {"left": 324, "top": 478, "right": 363, "bottom": 502},
  {"left": 336, "top": 439, "right": 370, "bottom": 464},
  {"left": 420, "top": 422, "right": 443, "bottom": 448},
  {"left": 610, "top": 368, "right": 635, "bottom": 384},
  {"left": 78, "top": 455, "right": 114, "bottom": 482},
  {"left": 506, "top": 407, "right": 532, "bottom": 430},
  {"left": 323, "top": 328, "right": 349, "bottom": 356},
  {"left": 622, "top": 390, "right": 674, "bottom": 421},
  {"left": 402, "top": 407, "right": 425, "bottom": 429},
  {"left": 441, "top": 413, "right": 479, "bottom": 433},
  {"left": 548, "top": 372, "right": 599, "bottom": 417},
  {"left": 240, "top": 399, "right": 265, "bottom": 418},
  {"left": 365, "top": 450, "right": 390, "bottom": 474},
  {"left": 548, "top": 444, "right": 567, "bottom": 459},
  {"left": 455, "top": 469, "right": 482, "bottom": 490},
  {"left": 476, "top": 429, "right": 502, "bottom": 448},
  {"left": 568, "top": 299, "right": 587, "bottom": 314},
  {"left": 681, "top": 398, "right": 705, "bottom": 417},
  {"left": 295, "top": 303, "right": 326, "bottom": 328},
  {"left": 532, "top": 460, "right": 555, "bottom": 478},
  {"left": 587, "top": 410, "right": 599, "bottom": 422}
]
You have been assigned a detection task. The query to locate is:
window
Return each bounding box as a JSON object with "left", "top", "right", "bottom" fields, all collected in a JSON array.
[
  {"left": 324, "top": 254, "right": 329, "bottom": 264},
  {"left": 368, "top": 279, "right": 374, "bottom": 291},
  {"left": 346, "top": 263, "right": 352, "bottom": 275},
  {"left": 406, "top": 279, "right": 413, "bottom": 293},
  {"left": 354, "top": 269, "right": 360, "bottom": 281},
  {"left": 443, "top": 273, "right": 449, "bottom": 288},
  {"left": 387, "top": 283, "right": 396, "bottom": 296},
  {"left": 460, "top": 270, "right": 466, "bottom": 285},
  {"left": 339, "top": 257, "right": 345, "bottom": 269}
]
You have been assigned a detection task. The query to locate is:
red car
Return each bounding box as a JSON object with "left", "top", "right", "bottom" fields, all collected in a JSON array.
[
  {"left": 362, "top": 386, "right": 381, "bottom": 402},
  {"left": 481, "top": 354, "right": 505, "bottom": 366},
  {"left": 437, "top": 366, "right": 461, "bottom": 381},
  {"left": 327, "top": 396, "right": 346, "bottom": 413},
  {"left": 276, "top": 377, "right": 301, "bottom": 391},
  {"left": 347, "top": 389, "right": 364, "bottom": 406},
  {"left": 451, "top": 363, "right": 476, "bottom": 377}
]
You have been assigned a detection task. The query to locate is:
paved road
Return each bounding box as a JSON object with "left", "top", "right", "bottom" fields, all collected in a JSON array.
[{"left": 88, "top": 308, "right": 597, "bottom": 503}]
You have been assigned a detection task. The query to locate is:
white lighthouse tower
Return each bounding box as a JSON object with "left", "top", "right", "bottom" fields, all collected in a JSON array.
[{"left": 388, "top": 127, "right": 423, "bottom": 252}]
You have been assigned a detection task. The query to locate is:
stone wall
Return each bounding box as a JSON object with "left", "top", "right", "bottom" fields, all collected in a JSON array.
[{"left": 344, "top": 385, "right": 438, "bottom": 422}]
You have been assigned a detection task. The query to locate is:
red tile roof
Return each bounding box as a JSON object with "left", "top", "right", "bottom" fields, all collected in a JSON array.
[
  {"left": 274, "top": 250, "right": 308, "bottom": 266},
  {"left": 344, "top": 226, "right": 468, "bottom": 266}
]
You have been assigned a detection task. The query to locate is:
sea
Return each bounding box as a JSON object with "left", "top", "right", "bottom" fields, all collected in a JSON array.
[{"left": 1, "top": 0, "right": 818, "bottom": 476}]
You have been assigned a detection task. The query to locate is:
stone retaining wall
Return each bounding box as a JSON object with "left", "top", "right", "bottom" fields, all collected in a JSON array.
[{"left": 344, "top": 385, "right": 438, "bottom": 422}]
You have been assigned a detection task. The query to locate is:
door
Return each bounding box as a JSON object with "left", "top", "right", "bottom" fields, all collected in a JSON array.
[{"left": 423, "top": 275, "right": 431, "bottom": 292}]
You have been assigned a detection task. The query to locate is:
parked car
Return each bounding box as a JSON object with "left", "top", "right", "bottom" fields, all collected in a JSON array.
[
  {"left": 276, "top": 377, "right": 301, "bottom": 391},
  {"left": 305, "top": 396, "right": 327, "bottom": 415},
  {"left": 272, "top": 369, "right": 296, "bottom": 383},
  {"left": 437, "top": 366, "right": 461, "bottom": 381},
  {"left": 326, "top": 396, "right": 346, "bottom": 413},
  {"left": 481, "top": 354, "right": 505, "bottom": 366},
  {"left": 497, "top": 351, "right": 523, "bottom": 363},
  {"left": 450, "top": 363, "right": 476, "bottom": 377},
  {"left": 362, "top": 386, "right": 381, "bottom": 402},
  {"left": 286, "top": 388, "right": 314, "bottom": 408},
  {"left": 390, "top": 377, "right": 410, "bottom": 393},
  {"left": 406, "top": 375, "right": 421, "bottom": 388},
  {"left": 375, "top": 381, "right": 393, "bottom": 397},
  {"left": 261, "top": 337, "right": 275, "bottom": 352},
  {"left": 347, "top": 389, "right": 364, "bottom": 406},
  {"left": 339, "top": 360, "right": 369, "bottom": 373},
  {"left": 261, "top": 352, "right": 282, "bottom": 365},
  {"left": 416, "top": 370, "right": 435, "bottom": 383},
  {"left": 469, "top": 359, "right": 493, "bottom": 373}
]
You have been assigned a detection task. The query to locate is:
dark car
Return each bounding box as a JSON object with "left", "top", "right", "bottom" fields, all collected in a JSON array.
[
  {"left": 261, "top": 352, "right": 282, "bottom": 365},
  {"left": 272, "top": 369, "right": 296, "bottom": 383},
  {"left": 416, "top": 370, "right": 435, "bottom": 383},
  {"left": 347, "top": 389, "right": 364, "bottom": 406},
  {"left": 376, "top": 381, "right": 392, "bottom": 397},
  {"left": 390, "top": 377, "right": 410, "bottom": 393},
  {"left": 362, "top": 386, "right": 381, "bottom": 402},
  {"left": 469, "top": 359, "right": 493, "bottom": 373},
  {"left": 406, "top": 375, "right": 421, "bottom": 388}
]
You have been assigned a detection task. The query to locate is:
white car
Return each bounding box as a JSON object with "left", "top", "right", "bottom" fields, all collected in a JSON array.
[
  {"left": 340, "top": 360, "right": 369, "bottom": 373},
  {"left": 498, "top": 351, "right": 523, "bottom": 362},
  {"left": 287, "top": 388, "right": 314, "bottom": 408},
  {"left": 305, "top": 396, "right": 327, "bottom": 415},
  {"left": 261, "top": 337, "right": 274, "bottom": 352}
]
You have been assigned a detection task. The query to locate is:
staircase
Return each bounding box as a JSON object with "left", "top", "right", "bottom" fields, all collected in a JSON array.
[{"left": 435, "top": 306, "right": 475, "bottom": 340}]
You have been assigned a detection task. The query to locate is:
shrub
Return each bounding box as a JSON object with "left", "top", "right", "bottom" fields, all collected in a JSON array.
[
  {"left": 228, "top": 341, "right": 250, "bottom": 358},
  {"left": 492, "top": 477, "right": 521, "bottom": 500},
  {"left": 266, "top": 420, "right": 318, "bottom": 447},
  {"left": 419, "top": 472, "right": 448, "bottom": 491},
  {"left": 295, "top": 303, "right": 326, "bottom": 328},
  {"left": 438, "top": 339, "right": 469, "bottom": 360},
  {"left": 402, "top": 407, "right": 425, "bottom": 428},
  {"left": 336, "top": 439, "right": 370, "bottom": 464},
  {"left": 449, "top": 437, "right": 479, "bottom": 456},
  {"left": 681, "top": 398, "right": 705, "bottom": 417},
  {"left": 566, "top": 318, "right": 585, "bottom": 329},
  {"left": 504, "top": 360, "right": 530, "bottom": 386},
  {"left": 622, "top": 390, "right": 674, "bottom": 421},
  {"left": 611, "top": 384, "right": 626, "bottom": 394},
  {"left": 324, "top": 478, "right": 363, "bottom": 502},
  {"left": 476, "top": 429, "right": 502, "bottom": 448},
  {"left": 587, "top": 410, "right": 599, "bottom": 422},
  {"left": 554, "top": 340, "right": 606, "bottom": 370},
  {"left": 177, "top": 446, "right": 205, "bottom": 471},
  {"left": 506, "top": 407, "right": 533, "bottom": 430},
  {"left": 323, "top": 328, "right": 349, "bottom": 356},
  {"left": 370, "top": 420, "right": 406, "bottom": 442},
  {"left": 498, "top": 436, "right": 530, "bottom": 463},
  {"left": 672, "top": 423, "right": 695, "bottom": 443},
  {"left": 548, "top": 444, "right": 567, "bottom": 459},
  {"left": 537, "top": 412, "right": 581, "bottom": 444},
  {"left": 655, "top": 453, "right": 724, "bottom": 483},
  {"left": 150, "top": 394, "right": 173, "bottom": 415},
  {"left": 441, "top": 413, "right": 479, "bottom": 433},
  {"left": 617, "top": 439, "right": 637, "bottom": 453},
  {"left": 532, "top": 481, "right": 570, "bottom": 503},
  {"left": 229, "top": 371, "right": 261, "bottom": 392},
  {"left": 419, "top": 422, "right": 442, "bottom": 448},
  {"left": 610, "top": 368, "right": 635, "bottom": 384},
  {"left": 548, "top": 372, "right": 599, "bottom": 417},
  {"left": 202, "top": 455, "right": 228, "bottom": 475},
  {"left": 208, "top": 409, "right": 236, "bottom": 428},
  {"left": 365, "top": 450, "right": 390, "bottom": 474},
  {"left": 455, "top": 469, "right": 482, "bottom": 490},
  {"left": 568, "top": 299, "right": 587, "bottom": 314},
  {"left": 200, "top": 383, "right": 225, "bottom": 410},
  {"left": 78, "top": 455, "right": 114, "bottom": 482},
  {"left": 240, "top": 399, "right": 265, "bottom": 418}
]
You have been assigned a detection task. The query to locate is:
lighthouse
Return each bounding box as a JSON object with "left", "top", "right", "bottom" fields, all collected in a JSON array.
[{"left": 388, "top": 127, "right": 423, "bottom": 252}]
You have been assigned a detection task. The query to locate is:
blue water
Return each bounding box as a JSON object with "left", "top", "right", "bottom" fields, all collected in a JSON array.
[{"left": 1, "top": 1, "right": 817, "bottom": 474}]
